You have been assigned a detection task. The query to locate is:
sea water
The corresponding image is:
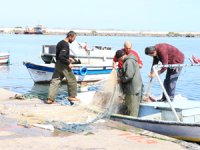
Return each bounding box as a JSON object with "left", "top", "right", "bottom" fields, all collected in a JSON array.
[{"left": 0, "top": 34, "right": 200, "bottom": 100}]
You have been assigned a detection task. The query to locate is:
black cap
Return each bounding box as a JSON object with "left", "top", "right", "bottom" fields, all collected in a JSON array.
[{"left": 115, "top": 50, "right": 125, "bottom": 59}]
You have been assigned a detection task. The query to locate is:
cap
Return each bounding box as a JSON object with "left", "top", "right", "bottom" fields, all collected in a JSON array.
[{"left": 115, "top": 50, "right": 125, "bottom": 59}]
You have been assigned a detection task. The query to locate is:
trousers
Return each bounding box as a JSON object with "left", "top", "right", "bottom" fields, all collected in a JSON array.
[
  {"left": 162, "top": 67, "right": 182, "bottom": 100},
  {"left": 124, "top": 93, "right": 142, "bottom": 117},
  {"left": 48, "top": 60, "right": 77, "bottom": 101}
]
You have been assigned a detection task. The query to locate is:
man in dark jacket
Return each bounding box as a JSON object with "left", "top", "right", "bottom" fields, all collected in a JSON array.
[
  {"left": 145, "top": 43, "right": 185, "bottom": 102},
  {"left": 116, "top": 50, "right": 143, "bottom": 117},
  {"left": 46, "top": 31, "right": 79, "bottom": 104}
]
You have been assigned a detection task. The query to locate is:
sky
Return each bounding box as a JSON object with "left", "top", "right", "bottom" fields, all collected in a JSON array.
[{"left": 1, "top": 0, "right": 200, "bottom": 32}]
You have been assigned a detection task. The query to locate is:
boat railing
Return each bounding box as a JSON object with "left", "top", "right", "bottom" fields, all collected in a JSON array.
[{"left": 152, "top": 63, "right": 200, "bottom": 122}]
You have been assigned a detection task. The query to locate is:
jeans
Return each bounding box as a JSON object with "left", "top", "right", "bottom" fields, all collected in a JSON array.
[{"left": 162, "top": 67, "right": 182, "bottom": 100}]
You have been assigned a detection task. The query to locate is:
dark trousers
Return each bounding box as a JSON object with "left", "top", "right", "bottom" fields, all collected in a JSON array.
[{"left": 162, "top": 67, "right": 182, "bottom": 100}]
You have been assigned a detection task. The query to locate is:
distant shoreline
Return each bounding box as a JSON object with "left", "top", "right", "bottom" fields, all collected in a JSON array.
[{"left": 0, "top": 27, "right": 200, "bottom": 37}]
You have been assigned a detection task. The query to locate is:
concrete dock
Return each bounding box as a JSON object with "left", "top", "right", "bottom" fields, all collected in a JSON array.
[{"left": 0, "top": 88, "right": 199, "bottom": 150}]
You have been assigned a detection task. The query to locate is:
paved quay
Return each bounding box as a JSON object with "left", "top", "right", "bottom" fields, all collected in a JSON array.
[{"left": 0, "top": 88, "right": 199, "bottom": 150}]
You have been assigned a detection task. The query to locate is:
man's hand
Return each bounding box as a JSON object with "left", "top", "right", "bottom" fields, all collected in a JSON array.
[
  {"left": 68, "top": 63, "right": 73, "bottom": 69},
  {"left": 149, "top": 72, "right": 156, "bottom": 78},
  {"left": 112, "top": 61, "right": 116, "bottom": 69},
  {"left": 117, "top": 79, "right": 121, "bottom": 84},
  {"left": 139, "top": 64, "right": 143, "bottom": 69},
  {"left": 69, "top": 57, "right": 75, "bottom": 63}
]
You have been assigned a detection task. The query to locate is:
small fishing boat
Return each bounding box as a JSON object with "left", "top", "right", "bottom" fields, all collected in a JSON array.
[
  {"left": 192, "top": 55, "right": 200, "bottom": 64},
  {"left": 0, "top": 52, "right": 10, "bottom": 64},
  {"left": 74, "top": 88, "right": 200, "bottom": 143},
  {"left": 79, "top": 63, "right": 200, "bottom": 142},
  {"left": 41, "top": 43, "right": 115, "bottom": 64},
  {"left": 111, "top": 63, "right": 200, "bottom": 142},
  {"left": 24, "top": 25, "right": 46, "bottom": 34},
  {"left": 79, "top": 90, "right": 200, "bottom": 142},
  {"left": 23, "top": 61, "right": 112, "bottom": 83},
  {"left": 111, "top": 100, "right": 200, "bottom": 142}
]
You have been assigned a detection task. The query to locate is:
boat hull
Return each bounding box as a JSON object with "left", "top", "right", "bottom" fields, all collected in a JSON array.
[
  {"left": 0, "top": 53, "right": 9, "bottom": 64},
  {"left": 111, "top": 114, "right": 200, "bottom": 142},
  {"left": 24, "top": 62, "right": 112, "bottom": 83}
]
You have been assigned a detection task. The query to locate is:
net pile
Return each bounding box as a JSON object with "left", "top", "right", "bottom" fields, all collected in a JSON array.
[
  {"left": 50, "top": 69, "right": 124, "bottom": 132},
  {"left": 8, "top": 69, "right": 124, "bottom": 132}
]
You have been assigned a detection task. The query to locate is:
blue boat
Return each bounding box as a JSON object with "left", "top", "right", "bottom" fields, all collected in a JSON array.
[{"left": 23, "top": 61, "right": 112, "bottom": 83}]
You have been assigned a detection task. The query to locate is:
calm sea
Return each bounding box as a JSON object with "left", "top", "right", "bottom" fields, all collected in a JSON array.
[{"left": 0, "top": 34, "right": 200, "bottom": 100}]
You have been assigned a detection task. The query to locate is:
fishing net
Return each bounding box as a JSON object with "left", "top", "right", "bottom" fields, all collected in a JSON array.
[
  {"left": 14, "top": 69, "right": 124, "bottom": 132},
  {"left": 48, "top": 68, "right": 125, "bottom": 132}
]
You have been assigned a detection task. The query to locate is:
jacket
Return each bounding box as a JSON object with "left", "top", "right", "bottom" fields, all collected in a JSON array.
[
  {"left": 120, "top": 54, "right": 143, "bottom": 95},
  {"left": 152, "top": 43, "right": 185, "bottom": 74}
]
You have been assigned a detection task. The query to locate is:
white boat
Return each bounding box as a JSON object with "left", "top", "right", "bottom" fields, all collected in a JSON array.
[
  {"left": 80, "top": 91, "right": 200, "bottom": 142},
  {"left": 79, "top": 63, "right": 200, "bottom": 142},
  {"left": 111, "top": 99, "right": 200, "bottom": 142},
  {"left": 23, "top": 61, "right": 112, "bottom": 83},
  {"left": 0, "top": 52, "right": 10, "bottom": 64},
  {"left": 41, "top": 43, "right": 115, "bottom": 64},
  {"left": 114, "top": 63, "right": 200, "bottom": 142},
  {"left": 111, "top": 114, "right": 200, "bottom": 142}
]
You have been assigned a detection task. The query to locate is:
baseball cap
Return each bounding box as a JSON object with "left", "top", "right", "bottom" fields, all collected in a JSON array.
[{"left": 115, "top": 50, "right": 125, "bottom": 59}]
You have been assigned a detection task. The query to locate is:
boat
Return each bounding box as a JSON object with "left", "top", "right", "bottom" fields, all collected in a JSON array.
[
  {"left": 41, "top": 45, "right": 56, "bottom": 63},
  {"left": 79, "top": 91, "right": 200, "bottom": 142},
  {"left": 111, "top": 63, "right": 200, "bottom": 142},
  {"left": 0, "top": 52, "right": 10, "bottom": 64},
  {"left": 41, "top": 43, "right": 115, "bottom": 64},
  {"left": 111, "top": 100, "right": 200, "bottom": 142},
  {"left": 91, "top": 45, "right": 112, "bottom": 50},
  {"left": 23, "top": 61, "right": 112, "bottom": 83},
  {"left": 78, "top": 63, "right": 200, "bottom": 142},
  {"left": 111, "top": 114, "right": 200, "bottom": 142},
  {"left": 192, "top": 55, "right": 200, "bottom": 64},
  {"left": 24, "top": 25, "right": 46, "bottom": 34}
]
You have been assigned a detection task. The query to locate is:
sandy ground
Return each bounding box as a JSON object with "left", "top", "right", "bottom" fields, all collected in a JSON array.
[{"left": 0, "top": 88, "right": 199, "bottom": 150}]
